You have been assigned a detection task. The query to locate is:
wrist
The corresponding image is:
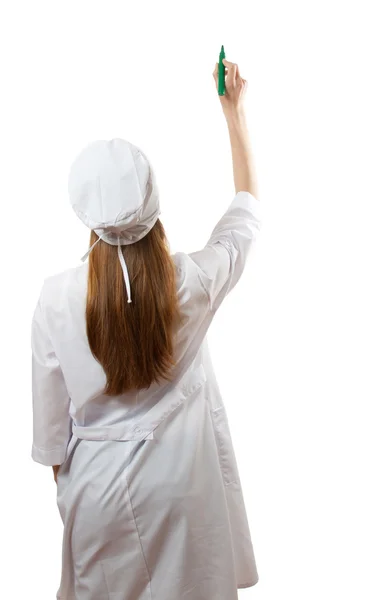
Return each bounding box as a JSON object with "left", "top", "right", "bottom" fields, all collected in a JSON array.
[{"left": 223, "top": 106, "right": 246, "bottom": 125}]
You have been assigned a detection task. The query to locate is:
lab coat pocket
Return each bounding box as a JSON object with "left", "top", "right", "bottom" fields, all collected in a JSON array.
[{"left": 210, "top": 406, "right": 240, "bottom": 486}]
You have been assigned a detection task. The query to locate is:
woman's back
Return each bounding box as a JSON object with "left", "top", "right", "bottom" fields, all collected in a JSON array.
[{"left": 32, "top": 191, "right": 261, "bottom": 449}]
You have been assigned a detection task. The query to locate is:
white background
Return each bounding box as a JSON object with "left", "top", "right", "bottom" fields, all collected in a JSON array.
[{"left": 1, "top": 0, "right": 380, "bottom": 598}]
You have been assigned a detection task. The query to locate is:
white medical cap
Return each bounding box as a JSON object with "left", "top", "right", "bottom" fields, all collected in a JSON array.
[{"left": 68, "top": 138, "right": 161, "bottom": 303}]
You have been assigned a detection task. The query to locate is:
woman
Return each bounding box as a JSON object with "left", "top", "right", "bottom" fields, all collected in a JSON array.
[{"left": 31, "top": 57, "right": 262, "bottom": 600}]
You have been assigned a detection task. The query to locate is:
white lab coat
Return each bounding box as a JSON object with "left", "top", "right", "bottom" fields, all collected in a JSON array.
[{"left": 31, "top": 191, "right": 262, "bottom": 600}]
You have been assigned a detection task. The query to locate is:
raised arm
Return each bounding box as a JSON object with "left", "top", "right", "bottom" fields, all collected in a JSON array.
[
  {"left": 188, "top": 57, "right": 261, "bottom": 312},
  {"left": 213, "top": 58, "right": 259, "bottom": 199}
]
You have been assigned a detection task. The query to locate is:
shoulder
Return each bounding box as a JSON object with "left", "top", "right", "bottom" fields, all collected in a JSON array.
[
  {"left": 39, "top": 263, "right": 88, "bottom": 309},
  {"left": 171, "top": 251, "right": 210, "bottom": 308},
  {"left": 172, "top": 251, "right": 206, "bottom": 283}
]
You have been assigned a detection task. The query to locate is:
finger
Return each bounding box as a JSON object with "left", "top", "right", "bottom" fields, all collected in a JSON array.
[
  {"left": 217, "top": 60, "right": 232, "bottom": 74},
  {"left": 225, "top": 62, "right": 237, "bottom": 86},
  {"left": 216, "top": 61, "right": 232, "bottom": 74},
  {"left": 222, "top": 59, "right": 235, "bottom": 68},
  {"left": 222, "top": 59, "right": 238, "bottom": 82},
  {"left": 223, "top": 58, "right": 241, "bottom": 79}
]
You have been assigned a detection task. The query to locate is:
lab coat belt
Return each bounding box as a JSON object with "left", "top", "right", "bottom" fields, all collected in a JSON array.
[{"left": 72, "top": 423, "right": 155, "bottom": 442}]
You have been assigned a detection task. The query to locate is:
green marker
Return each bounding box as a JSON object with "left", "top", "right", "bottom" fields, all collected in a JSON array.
[{"left": 218, "top": 45, "right": 226, "bottom": 96}]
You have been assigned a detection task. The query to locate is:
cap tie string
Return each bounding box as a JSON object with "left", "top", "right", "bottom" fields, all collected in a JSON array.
[
  {"left": 80, "top": 233, "right": 106, "bottom": 262},
  {"left": 81, "top": 233, "right": 133, "bottom": 304},
  {"left": 117, "top": 236, "right": 132, "bottom": 303}
]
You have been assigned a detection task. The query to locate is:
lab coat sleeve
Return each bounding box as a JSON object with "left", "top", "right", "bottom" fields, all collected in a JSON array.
[
  {"left": 188, "top": 191, "right": 262, "bottom": 312},
  {"left": 31, "top": 293, "right": 72, "bottom": 467}
]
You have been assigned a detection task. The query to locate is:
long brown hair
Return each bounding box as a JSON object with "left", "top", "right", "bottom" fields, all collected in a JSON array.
[{"left": 86, "top": 220, "right": 181, "bottom": 396}]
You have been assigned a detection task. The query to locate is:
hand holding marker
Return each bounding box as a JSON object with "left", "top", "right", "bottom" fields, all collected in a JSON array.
[{"left": 214, "top": 46, "right": 248, "bottom": 113}]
